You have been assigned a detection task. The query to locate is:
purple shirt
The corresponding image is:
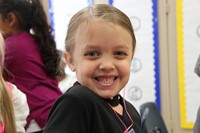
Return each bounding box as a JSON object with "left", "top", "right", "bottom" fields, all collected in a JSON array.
[{"left": 4, "top": 32, "right": 62, "bottom": 128}]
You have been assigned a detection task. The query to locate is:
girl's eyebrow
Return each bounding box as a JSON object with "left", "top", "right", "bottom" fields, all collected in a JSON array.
[
  {"left": 83, "top": 44, "right": 102, "bottom": 50},
  {"left": 84, "top": 43, "right": 130, "bottom": 49},
  {"left": 112, "top": 44, "right": 130, "bottom": 51},
  {"left": 115, "top": 45, "right": 130, "bottom": 49}
]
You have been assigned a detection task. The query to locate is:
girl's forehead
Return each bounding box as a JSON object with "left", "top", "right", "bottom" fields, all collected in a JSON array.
[
  {"left": 74, "top": 21, "right": 133, "bottom": 49},
  {"left": 76, "top": 20, "right": 126, "bottom": 36}
]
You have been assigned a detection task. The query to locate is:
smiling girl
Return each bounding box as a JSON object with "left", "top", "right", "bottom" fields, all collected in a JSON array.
[{"left": 44, "top": 4, "right": 142, "bottom": 133}]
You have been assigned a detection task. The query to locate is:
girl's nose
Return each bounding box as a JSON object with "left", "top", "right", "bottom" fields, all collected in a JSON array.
[{"left": 99, "top": 57, "right": 115, "bottom": 72}]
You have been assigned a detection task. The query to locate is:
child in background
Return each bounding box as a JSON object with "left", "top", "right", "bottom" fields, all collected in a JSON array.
[
  {"left": 0, "top": 77, "right": 17, "bottom": 133},
  {"left": 0, "top": 33, "right": 29, "bottom": 133},
  {"left": 0, "top": 0, "right": 62, "bottom": 132},
  {"left": 9, "top": 81, "right": 30, "bottom": 133},
  {"left": 44, "top": 4, "right": 142, "bottom": 133}
]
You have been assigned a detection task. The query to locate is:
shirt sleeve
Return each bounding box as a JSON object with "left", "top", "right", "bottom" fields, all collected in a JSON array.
[
  {"left": 11, "top": 83, "right": 30, "bottom": 133},
  {"left": 43, "top": 93, "right": 90, "bottom": 133}
]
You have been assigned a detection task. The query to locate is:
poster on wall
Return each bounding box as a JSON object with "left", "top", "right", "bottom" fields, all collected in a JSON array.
[
  {"left": 48, "top": 0, "right": 92, "bottom": 50},
  {"left": 110, "top": 0, "right": 160, "bottom": 111},
  {"left": 177, "top": 0, "right": 200, "bottom": 129}
]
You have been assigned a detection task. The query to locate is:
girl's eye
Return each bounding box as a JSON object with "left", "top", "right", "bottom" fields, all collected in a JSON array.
[
  {"left": 114, "top": 51, "right": 127, "bottom": 56},
  {"left": 85, "top": 51, "right": 99, "bottom": 57}
]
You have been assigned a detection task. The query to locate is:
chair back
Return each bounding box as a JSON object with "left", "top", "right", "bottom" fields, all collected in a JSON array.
[{"left": 140, "top": 102, "right": 168, "bottom": 133}]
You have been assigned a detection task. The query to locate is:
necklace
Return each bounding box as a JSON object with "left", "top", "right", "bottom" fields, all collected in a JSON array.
[{"left": 105, "top": 94, "right": 120, "bottom": 107}]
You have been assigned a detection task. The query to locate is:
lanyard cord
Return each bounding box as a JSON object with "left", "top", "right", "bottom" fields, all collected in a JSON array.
[
  {"left": 123, "top": 98, "right": 134, "bottom": 126},
  {"left": 108, "top": 103, "right": 127, "bottom": 129},
  {"left": 108, "top": 98, "right": 134, "bottom": 132}
]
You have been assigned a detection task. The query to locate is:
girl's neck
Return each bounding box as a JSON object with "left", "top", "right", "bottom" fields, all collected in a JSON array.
[{"left": 112, "top": 104, "right": 123, "bottom": 115}]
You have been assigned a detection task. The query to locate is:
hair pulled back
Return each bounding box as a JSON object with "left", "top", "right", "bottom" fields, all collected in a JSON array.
[
  {"left": 0, "top": 0, "right": 62, "bottom": 77},
  {"left": 65, "top": 4, "right": 136, "bottom": 55}
]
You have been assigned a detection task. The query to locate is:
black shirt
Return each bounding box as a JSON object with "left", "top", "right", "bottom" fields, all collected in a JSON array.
[{"left": 44, "top": 82, "right": 142, "bottom": 133}]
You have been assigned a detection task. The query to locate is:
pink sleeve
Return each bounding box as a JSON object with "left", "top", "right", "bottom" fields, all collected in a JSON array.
[{"left": 0, "top": 123, "right": 4, "bottom": 133}]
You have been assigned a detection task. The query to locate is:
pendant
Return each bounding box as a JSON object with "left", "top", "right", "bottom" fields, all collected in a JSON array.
[
  {"left": 128, "top": 128, "right": 135, "bottom": 133},
  {"left": 124, "top": 128, "right": 135, "bottom": 133}
]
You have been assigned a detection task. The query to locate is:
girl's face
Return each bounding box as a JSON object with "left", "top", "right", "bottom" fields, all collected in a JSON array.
[
  {"left": 0, "top": 15, "right": 10, "bottom": 38},
  {"left": 67, "top": 20, "right": 134, "bottom": 98},
  {"left": 0, "top": 13, "right": 17, "bottom": 38}
]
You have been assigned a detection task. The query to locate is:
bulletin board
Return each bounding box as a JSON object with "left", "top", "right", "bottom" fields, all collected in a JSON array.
[
  {"left": 110, "top": 0, "right": 160, "bottom": 111},
  {"left": 48, "top": 0, "right": 92, "bottom": 50},
  {"left": 177, "top": 0, "right": 200, "bottom": 129}
]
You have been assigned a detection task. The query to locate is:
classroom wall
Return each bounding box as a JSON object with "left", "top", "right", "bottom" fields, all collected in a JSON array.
[
  {"left": 159, "top": 0, "right": 198, "bottom": 132},
  {"left": 158, "top": 1, "right": 193, "bottom": 133},
  {"left": 40, "top": 0, "right": 195, "bottom": 133}
]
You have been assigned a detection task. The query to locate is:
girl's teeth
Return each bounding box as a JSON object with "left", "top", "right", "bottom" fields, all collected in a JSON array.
[{"left": 98, "top": 77, "right": 114, "bottom": 84}]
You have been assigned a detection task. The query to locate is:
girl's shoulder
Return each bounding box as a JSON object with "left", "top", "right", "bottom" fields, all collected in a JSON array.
[
  {"left": 5, "top": 82, "right": 27, "bottom": 100},
  {"left": 5, "top": 82, "right": 13, "bottom": 96}
]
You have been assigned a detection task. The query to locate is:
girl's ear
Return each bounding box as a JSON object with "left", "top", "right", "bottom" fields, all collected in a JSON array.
[
  {"left": 64, "top": 51, "right": 76, "bottom": 72},
  {"left": 6, "top": 12, "right": 16, "bottom": 26}
]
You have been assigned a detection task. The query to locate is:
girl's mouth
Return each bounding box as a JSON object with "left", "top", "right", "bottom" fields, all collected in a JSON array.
[{"left": 95, "top": 76, "right": 117, "bottom": 86}]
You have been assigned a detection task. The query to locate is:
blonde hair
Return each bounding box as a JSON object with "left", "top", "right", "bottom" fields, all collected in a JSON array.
[
  {"left": 65, "top": 4, "right": 136, "bottom": 55},
  {"left": 0, "top": 33, "right": 17, "bottom": 133}
]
